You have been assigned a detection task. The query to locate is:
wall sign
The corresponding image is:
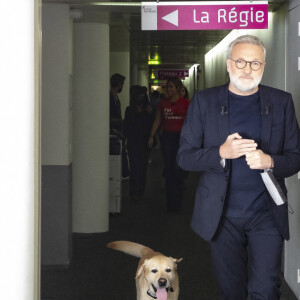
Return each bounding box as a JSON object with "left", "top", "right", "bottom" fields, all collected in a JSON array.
[
  {"left": 141, "top": 1, "right": 268, "bottom": 30},
  {"left": 158, "top": 70, "right": 189, "bottom": 80}
]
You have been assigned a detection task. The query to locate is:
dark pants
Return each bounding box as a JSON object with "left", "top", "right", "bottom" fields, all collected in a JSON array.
[
  {"left": 160, "top": 131, "right": 186, "bottom": 210},
  {"left": 210, "top": 209, "right": 283, "bottom": 300},
  {"left": 122, "top": 140, "right": 130, "bottom": 178},
  {"left": 127, "top": 141, "right": 150, "bottom": 198}
]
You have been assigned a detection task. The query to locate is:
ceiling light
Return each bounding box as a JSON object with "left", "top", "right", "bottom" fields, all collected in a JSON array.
[{"left": 91, "top": 2, "right": 141, "bottom": 6}]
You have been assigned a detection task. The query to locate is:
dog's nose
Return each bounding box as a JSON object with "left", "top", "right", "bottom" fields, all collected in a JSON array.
[{"left": 158, "top": 278, "right": 167, "bottom": 287}]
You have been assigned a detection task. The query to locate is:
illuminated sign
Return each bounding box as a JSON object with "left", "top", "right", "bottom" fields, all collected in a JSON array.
[
  {"left": 148, "top": 52, "right": 161, "bottom": 65},
  {"left": 158, "top": 70, "right": 189, "bottom": 80},
  {"left": 141, "top": 1, "right": 268, "bottom": 30},
  {"left": 148, "top": 60, "right": 161, "bottom": 65}
]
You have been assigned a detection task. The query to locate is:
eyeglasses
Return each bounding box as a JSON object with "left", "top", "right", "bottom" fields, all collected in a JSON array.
[{"left": 228, "top": 58, "right": 265, "bottom": 71}]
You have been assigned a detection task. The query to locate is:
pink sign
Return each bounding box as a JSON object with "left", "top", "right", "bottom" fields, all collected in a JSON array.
[
  {"left": 142, "top": 1, "right": 268, "bottom": 31},
  {"left": 158, "top": 69, "right": 189, "bottom": 80}
]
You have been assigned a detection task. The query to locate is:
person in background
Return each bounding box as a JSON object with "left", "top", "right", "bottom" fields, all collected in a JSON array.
[
  {"left": 124, "top": 86, "right": 154, "bottom": 202},
  {"left": 109, "top": 73, "right": 125, "bottom": 132},
  {"left": 177, "top": 34, "right": 300, "bottom": 299},
  {"left": 181, "top": 85, "right": 189, "bottom": 100},
  {"left": 109, "top": 73, "right": 129, "bottom": 178},
  {"left": 150, "top": 90, "right": 161, "bottom": 115},
  {"left": 148, "top": 77, "right": 190, "bottom": 212},
  {"left": 141, "top": 86, "right": 151, "bottom": 105},
  {"left": 149, "top": 90, "right": 161, "bottom": 152}
]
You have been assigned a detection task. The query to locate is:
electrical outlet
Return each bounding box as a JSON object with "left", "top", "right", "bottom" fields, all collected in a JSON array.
[
  {"left": 298, "top": 269, "right": 300, "bottom": 283},
  {"left": 298, "top": 172, "right": 300, "bottom": 180}
]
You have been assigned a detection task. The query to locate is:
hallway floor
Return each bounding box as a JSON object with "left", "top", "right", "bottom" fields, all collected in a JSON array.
[{"left": 41, "top": 149, "right": 298, "bottom": 300}]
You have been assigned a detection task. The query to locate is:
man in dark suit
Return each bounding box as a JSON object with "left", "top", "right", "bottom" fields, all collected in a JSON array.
[{"left": 177, "top": 35, "right": 300, "bottom": 299}]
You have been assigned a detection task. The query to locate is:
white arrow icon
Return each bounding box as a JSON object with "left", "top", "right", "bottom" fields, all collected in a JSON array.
[{"left": 162, "top": 10, "right": 178, "bottom": 26}]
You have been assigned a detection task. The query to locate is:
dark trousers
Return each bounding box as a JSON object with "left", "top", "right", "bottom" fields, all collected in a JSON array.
[
  {"left": 160, "top": 131, "right": 186, "bottom": 210},
  {"left": 127, "top": 141, "right": 150, "bottom": 198},
  {"left": 122, "top": 140, "right": 129, "bottom": 178},
  {"left": 209, "top": 209, "right": 283, "bottom": 300}
]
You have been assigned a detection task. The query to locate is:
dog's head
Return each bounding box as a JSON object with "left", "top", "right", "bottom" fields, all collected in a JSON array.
[{"left": 135, "top": 255, "right": 182, "bottom": 299}]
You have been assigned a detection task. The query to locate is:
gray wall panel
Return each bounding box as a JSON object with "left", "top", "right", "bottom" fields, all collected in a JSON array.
[{"left": 41, "top": 165, "right": 72, "bottom": 266}]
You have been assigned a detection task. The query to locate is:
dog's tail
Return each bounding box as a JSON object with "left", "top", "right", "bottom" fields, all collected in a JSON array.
[{"left": 107, "top": 241, "right": 154, "bottom": 258}]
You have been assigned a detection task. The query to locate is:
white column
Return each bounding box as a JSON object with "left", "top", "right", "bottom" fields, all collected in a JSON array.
[
  {"left": 138, "top": 66, "right": 149, "bottom": 88},
  {"left": 73, "top": 23, "right": 110, "bottom": 233},
  {"left": 0, "top": 1, "right": 40, "bottom": 299}
]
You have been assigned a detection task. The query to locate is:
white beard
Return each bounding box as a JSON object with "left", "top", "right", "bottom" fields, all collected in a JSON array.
[{"left": 228, "top": 66, "right": 263, "bottom": 93}]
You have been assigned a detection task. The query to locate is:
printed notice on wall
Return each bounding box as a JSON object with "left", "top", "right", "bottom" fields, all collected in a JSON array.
[{"left": 141, "top": 1, "right": 268, "bottom": 31}]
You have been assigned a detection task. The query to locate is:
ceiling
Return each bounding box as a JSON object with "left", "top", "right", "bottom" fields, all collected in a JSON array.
[{"left": 43, "top": 0, "right": 288, "bottom": 71}]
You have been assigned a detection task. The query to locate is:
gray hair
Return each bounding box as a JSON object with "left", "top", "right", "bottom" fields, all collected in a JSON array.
[{"left": 227, "top": 35, "right": 266, "bottom": 60}]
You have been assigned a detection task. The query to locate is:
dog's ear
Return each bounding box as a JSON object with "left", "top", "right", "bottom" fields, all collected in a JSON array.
[
  {"left": 135, "top": 259, "right": 148, "bottom": 279},
  {"left": 169, "top": 257, "right": 183, "bottom": 267}
]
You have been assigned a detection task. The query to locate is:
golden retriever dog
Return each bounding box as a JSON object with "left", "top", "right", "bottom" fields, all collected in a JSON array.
[{"left": 107, "top": 241, "right": 182, "bottom": 300}]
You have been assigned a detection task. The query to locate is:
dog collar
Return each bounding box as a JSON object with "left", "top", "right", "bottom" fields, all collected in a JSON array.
[
  {"left": 147, "top": 289, "right": 157, "bottom": 299},
  {"left": 147, "top": 284, "right": 158, "bottom": 299}
]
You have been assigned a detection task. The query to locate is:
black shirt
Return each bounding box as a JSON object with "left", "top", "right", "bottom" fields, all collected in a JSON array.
[{"left": 224, "top": 90, "right": 268, "bottom": 217}]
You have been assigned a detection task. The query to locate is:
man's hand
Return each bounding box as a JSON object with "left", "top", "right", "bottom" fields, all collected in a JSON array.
[
  {"left": 245, "top": 150, "right": 273, "bottom": 170},
  {"left": 148, "top": 136, "right": 154, "bottom": 148},
  {"left": 220, "top": 133, "right": 257, "bottom": 159}
]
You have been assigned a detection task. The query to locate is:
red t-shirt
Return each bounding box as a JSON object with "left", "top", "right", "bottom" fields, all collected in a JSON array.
[{"left": 157, "top": 97, "right": 190, "bottom": 132}]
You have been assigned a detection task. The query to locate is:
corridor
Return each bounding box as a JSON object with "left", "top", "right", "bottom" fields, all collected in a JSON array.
[{"left": 41, "top": 150, "right": 297, "bottom": 300}]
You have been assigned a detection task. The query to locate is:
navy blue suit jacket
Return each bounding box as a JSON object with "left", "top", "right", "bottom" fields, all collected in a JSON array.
[{"left": 177, "top": 83, "right": 300, "bottom": 241}]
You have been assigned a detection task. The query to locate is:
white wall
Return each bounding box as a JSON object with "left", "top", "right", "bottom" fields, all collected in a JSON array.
[
  {"left": 205, "top": 43, "right": 228, "bottom": 88},
  {"left": 42, "top": 4, "right": 72, "bottom": 165},
  {"left": 182, "top": 64, "right": 201, "bottom": 99},
  {"left": 138, "top": 67, "right": 150, "bottom": 90},
  {"left": 130, "top": 64, "right": 149, "bottom": 88},
  {"left": 0, "top": 1, "right": 40, "bottom": 299}
]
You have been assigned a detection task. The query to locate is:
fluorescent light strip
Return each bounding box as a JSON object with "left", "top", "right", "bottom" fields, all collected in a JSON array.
[
  {"left": 90, "top": 2, "right": 141, "bottom": 6},
  {"left": 143, "top": 1, "right": 268, "bottom": 5},
  {"left": 45, "top": 1, "right": 141, "bottom": 5}
]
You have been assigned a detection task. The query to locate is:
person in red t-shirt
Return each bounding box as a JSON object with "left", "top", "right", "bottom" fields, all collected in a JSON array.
[{"left": 148, "top": 77, "right": 190, "bottom": 212}]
